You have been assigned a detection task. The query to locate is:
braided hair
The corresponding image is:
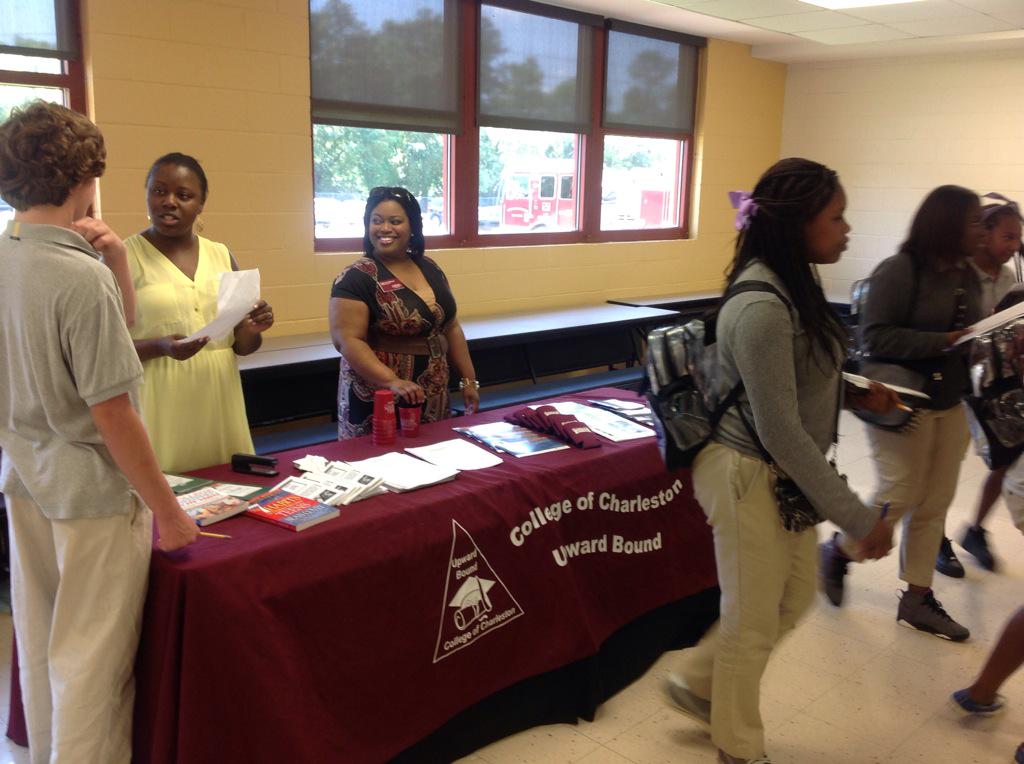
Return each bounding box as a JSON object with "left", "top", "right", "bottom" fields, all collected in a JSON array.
[{"left": 725, "top": 157, "right": 847, "bottom": 366}]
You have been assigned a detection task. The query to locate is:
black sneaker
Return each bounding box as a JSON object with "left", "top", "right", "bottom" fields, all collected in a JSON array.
[
  {"left": 897, "top": 589, "right": 970, "bottom": 641},
  {"left": 961, "top": 525, "right": 997, "bottom": 571},
  {"left": 819, "top": 533, "right": 849, "bottom": 607},
  {"left": 935, "top": 537, "right": 965, "bottom": 578}
]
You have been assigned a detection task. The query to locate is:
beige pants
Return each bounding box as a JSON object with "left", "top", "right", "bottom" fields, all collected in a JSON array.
[
  {"left": 678, "top": 443, "right": 817, "bottom": 760},
  {"left": 7, "top": 492, "right": 151, "bottom": 764},
  {"left": 839, "top": 406, "right": 969, "bottom": 588},
  {"left": 1003, "top": 490, "right": 1024, "bottom": 533}
]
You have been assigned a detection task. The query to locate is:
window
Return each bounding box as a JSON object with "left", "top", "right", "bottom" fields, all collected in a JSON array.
[
  {"left": 0, "top": 1, "right": 85, "bottom": 228},
  {"left": 310, "top": 0, "right": 459, "bottom": 244},
  {"left": 313, "top": 124, "right": 450, "bottom": 237},
  {"left": 310, "top": 0, "right": 704, "bottom": 251},
  {"left": 600, "top": 22, "right": 699, "bottom": 234},
  {"left": 478, "top": 126, "right": 580, "bottom": 234}
]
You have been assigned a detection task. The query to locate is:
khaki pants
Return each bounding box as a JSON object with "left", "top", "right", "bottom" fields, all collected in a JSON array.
[
  {"left": 7, "top": 493, "right": 151, "bottom": 764},
  {"left": 677, "top": 443, "right": 817, "bottom": 759},
  {"left": 839, "top": 406, "right": 969, "bottom": 588},
  {"left": 1004, "top": 492, "right": 1024, "bottom": 533}
]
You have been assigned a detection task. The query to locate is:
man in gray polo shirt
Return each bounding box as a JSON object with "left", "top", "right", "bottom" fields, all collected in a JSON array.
[{"left": 0, "top": 101, "right": 198, "bottom": 763}]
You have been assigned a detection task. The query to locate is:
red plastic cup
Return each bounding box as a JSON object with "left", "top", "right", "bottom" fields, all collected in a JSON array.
[
  {"left": 372, "top": 389, "right": 396, "bottom": 445},
  {"left": 399, "top": 403, "right": 422, "bottom": 437}
]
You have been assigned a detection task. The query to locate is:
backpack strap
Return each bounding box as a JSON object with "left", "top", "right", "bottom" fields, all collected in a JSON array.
[
  {"left": 721, "top": 280, "right": 794, "bottom": 314},
  {"left": 708, "top": 280, "right": 795, "bottom": 429}
]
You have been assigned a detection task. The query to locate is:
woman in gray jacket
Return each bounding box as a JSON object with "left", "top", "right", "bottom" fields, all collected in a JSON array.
[
  {"left": 666, "top": 158, "right": 893, "bottom": 764},
  {"left": 820, "top": 185, "right": 986, "bottom": 642}
]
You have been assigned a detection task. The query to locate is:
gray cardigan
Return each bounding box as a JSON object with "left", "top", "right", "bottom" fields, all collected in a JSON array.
[{"left": 712, "top": 262, "right": 876, "bottom": 540}]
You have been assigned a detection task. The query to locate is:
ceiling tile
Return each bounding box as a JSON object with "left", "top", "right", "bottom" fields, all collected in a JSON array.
[
  {"left": 744, "top": 10, "right": 871, "bottom": 33},
  {"left": 948, "top": 0, "right": 1024, "bottom": 12},
  {"left": 889, "top": 14, "right": 1016, "bottom": 35},
  {"left": 991, "top": 11, "right": 1024, "bottom": 25},
  {"left": 795, "top": 24, "right": 914, "bottom": 44},
  {"left": 686, "top": 0, "right": 815, "bottom": 21},
  {"left": 648, "top": 0, "right": 716, "bottom": 8},
  {"left": 841, "top": 0, "right": 977, "bottom": 24}
]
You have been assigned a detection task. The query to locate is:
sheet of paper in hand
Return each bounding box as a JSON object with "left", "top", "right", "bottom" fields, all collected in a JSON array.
[{"left": 186, "top": 269, "right": 261, "bottom": 342}]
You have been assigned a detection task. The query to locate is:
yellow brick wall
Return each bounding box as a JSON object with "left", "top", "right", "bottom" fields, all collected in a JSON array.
[{"left": 84, "top": 0, "right": 786, "bottom": 335}]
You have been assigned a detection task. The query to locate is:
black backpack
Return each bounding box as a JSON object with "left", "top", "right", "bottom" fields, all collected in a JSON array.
[{"left": 645, "top": 281, "right": 792, "bottom": 470}]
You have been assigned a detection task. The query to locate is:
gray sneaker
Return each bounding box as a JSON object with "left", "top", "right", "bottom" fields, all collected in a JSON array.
[
  {"left": 897, "top": 589, "right": 970, "bottom": 641},
  {"left": 664, "top": 673, "right": 710, "bottom": 727},
  {"left": 718, "top": 750, "right": 772, "bottom": 764}
]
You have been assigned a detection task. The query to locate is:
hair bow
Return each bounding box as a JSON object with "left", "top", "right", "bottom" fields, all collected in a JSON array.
[
  {"left": 728, "top": 190, "right": 758, "bottom": 231},
  {"left": 981, "top": 192, "right": 1020, "bottom": 222}
]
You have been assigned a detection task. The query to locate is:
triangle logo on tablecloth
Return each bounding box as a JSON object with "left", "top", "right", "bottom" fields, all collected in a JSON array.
[{"left": 432, "top": 519, "right": 524, "bottom": 663}]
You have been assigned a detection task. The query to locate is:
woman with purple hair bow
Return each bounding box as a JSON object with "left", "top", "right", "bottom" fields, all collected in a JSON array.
[{"left": 664, "top": 158, "right": 895, "bottom": 764}]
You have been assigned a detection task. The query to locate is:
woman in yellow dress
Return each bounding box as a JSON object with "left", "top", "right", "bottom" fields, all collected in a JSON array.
[{"left": 126, "top": 153, "right": 273, "bottom": 472}]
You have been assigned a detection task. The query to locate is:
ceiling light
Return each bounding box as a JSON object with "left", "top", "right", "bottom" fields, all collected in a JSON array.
[{"left": 798, "top": 0, "right": 926, "bottom": 8}]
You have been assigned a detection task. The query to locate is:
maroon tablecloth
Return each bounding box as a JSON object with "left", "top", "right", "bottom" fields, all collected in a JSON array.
[{"left": 8, "top": 388, "right": 716, "bottom": 763}]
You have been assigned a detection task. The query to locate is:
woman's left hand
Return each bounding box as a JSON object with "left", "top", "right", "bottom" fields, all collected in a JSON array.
[
  {"left": 462, "top": 385, "right": 480, "bottom": 415},
  {"left": 847, "top": 380, "right": 901, "bottom": 414},
  {"left": 243, "top": 300, "right": 274, "bottom": 334}
]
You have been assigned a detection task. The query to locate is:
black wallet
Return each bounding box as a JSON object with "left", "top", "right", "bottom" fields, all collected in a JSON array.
[{"left": 231, "top": 453, "right": 279, "bottom": 477}]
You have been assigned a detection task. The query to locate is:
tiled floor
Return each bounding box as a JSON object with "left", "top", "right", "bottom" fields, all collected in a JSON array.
[{"left": 0, "top": 412, "right": 1020, "bottom": 763}]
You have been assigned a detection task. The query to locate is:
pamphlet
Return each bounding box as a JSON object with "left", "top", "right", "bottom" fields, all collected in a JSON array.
[
  {"left": 842, "top": 371, "right": 931, "bottom": 400},
  {"left": 587, "top": 398, "right": 656, "bottom": 427},
  {"left": 954, "top": 299, "right": 1024, "bottom": 345},
  {"left": 288, "top": 457, "right": 387, "bottom": 503},
  {"left": 348, "top": 452, "right": 459, "bottom": 492},
  {"left": 453, "top": 421, "right": 569, "bottom": 458},
  {"left": 405, "top": 438, "right": 504, "bottom": 471},
  {"left": 185, "top": 269, "right": 261, "bottom": 342},
  {"left": 303, "top": 468, "right": 386, "bottom": 504},
  {"left": 209, "top": 482, "right": 266, "bottom": 500},
  {"left": 270, "top": 475, "right": 352, "bottom": 506},
  {"left": 164, "top": 473, "right": 213, "bottom": 495}
]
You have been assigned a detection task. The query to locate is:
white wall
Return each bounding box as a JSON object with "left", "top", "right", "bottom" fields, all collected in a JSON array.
[{"left": 781, "top": 49, "right": 1024, "bottom": 300}]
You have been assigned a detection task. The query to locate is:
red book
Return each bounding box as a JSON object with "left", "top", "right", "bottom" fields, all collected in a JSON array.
[{"left": 245, "top": 490, "right": 339, "bottom": 532}]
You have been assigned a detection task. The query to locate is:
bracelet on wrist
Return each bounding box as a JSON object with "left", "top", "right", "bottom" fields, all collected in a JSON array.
[{"left": 458, "top": 378, "right": 480, "bottom": 391}]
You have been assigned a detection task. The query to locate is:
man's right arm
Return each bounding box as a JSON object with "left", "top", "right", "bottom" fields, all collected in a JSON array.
[{"left": 89, "top": 393, "right": 198, "bottom": 551}]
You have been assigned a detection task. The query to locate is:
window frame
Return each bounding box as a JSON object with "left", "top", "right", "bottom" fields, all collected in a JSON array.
[
  {"left": 0, "top": 1, "right": 86, "bottom": 113},
  {"left": 312, "top": 0, "right": 699, "bottom": 253}
]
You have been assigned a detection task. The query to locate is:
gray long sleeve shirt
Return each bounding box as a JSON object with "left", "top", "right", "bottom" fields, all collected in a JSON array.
[{"left": 712, "top": 262, "right": 876, "bottom": 540}]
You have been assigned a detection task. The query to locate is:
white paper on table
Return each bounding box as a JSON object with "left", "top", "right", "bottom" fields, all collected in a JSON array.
[
  {"left": 531, "top": 401, "right": 655, "bottom": 442},
  {"left": 954, "top": 300, "right": 1024, "bottom": 345},
  {"left": 349, "top": 452, "right": 459, "bottom": 491},
  {"left": 405, "top": 438, "right": 504, "bottom": 470},
  {"left": 185, "top": 269, "right": 261, "bottom": 342},
  {"left": 842, "top": 372, "right": 930, "bottom": 401}
]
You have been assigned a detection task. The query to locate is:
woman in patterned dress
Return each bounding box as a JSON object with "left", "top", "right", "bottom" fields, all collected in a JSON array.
[{"left": 329, "top": 187, "right": 479, "bottom": 439}]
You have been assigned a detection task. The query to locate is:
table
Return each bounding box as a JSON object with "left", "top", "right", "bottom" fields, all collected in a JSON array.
[
  {"left": 608, "top": 284, "right": 852, "bottom": 313},
  {"left": 8, "top": 388, "right": 717, "bottom": 763},
  {"left": 608, "top": 290, "right": 720, "bottom": 312}
]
